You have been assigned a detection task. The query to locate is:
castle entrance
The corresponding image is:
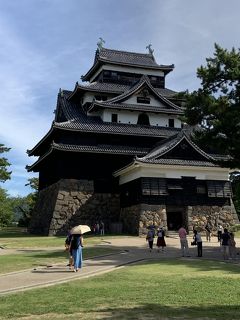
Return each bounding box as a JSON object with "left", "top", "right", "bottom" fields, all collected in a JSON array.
[{"left": 166, "top": 206, "right": 186, "bottom": 231}]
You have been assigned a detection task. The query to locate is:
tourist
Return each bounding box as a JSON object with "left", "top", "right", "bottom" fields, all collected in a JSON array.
[
  {"left": 156, "top": 227, "right": 166, "bottom": 252},
  {"left": 205, "top": 222, "right": 211, "bottom": 242},
  {"left": 217, "top": 224, "right": 223, "bottom": 242},
  {"left": 193, "top": 229, "right": 202, "bottom": 257},
  {"left": 70, "top": 233, "right": 83, "bottom": 272},
  {"left": 65, "top": 229, "right": 73, "bottom": 269},
  {"left": 178, "top": 226, "right": 190, "bottom": 257},
  {"left": 95, "top": 222, "right": 100, "bottom": 235},
  {"left": 146, "top": 227, "right": 155, "bottom": 252},
  {"left": 229, "top": 232, "right": 237, "bottom": 260},
  {"left": 221, "top": 228, "right": 230, "bottom": 260},
  {"left": 100, "top": 221, "right": 105, "bottom": 236}
]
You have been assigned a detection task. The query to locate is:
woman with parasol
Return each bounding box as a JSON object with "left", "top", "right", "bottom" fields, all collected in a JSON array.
[{"left": 69, "top": 225, "right": 90, "bottom": 272}]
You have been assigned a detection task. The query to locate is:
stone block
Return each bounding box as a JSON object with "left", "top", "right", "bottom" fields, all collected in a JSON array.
[{"left": 55, "top": 205, "right": 62, "bottom": 211}]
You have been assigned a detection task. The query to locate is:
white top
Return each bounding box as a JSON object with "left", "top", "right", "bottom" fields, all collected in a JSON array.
[{"left": 195, "top": 233, "right": 202, "bottom": 242}]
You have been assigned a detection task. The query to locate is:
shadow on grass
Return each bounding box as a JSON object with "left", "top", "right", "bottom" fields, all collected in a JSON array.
[
  {"left": 15, "top": 243, "right": 240, "bottom": 275},
  {"left": 89, "top": 303, "right": 240, "bottom": 320},
  {"left": 25, "top": 247, "right": 118, "bottom": 260},
  {"left": 136, "top": 258, "right": 240, "bottom": 274}
]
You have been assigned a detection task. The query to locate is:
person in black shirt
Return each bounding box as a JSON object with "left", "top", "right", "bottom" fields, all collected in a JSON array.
[
  {"left": 70, "top": 234, "right": 83, "bottom": 272},
  {"left": 221, "top": 228, "right": 230, "bottom": 260}
]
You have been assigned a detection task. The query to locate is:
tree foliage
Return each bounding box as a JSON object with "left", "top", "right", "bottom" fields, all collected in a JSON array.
[
  {"left": 0, "top": 144, "right": 11, "bottom": 182},
  {"left": 18, "top": 178, "right": 39, "bottom": 227},
  {"left": 0, "top": 188, "right": 14, "bottom": 226},
  {"left": 0, "top": 177, "right": 39, "bottom": 227},
  {"left": 183, "top": 44, "right": 240, "bottom": 168}
]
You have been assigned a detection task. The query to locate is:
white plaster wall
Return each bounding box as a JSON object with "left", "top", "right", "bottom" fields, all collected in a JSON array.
[
  {"left": 99, "top": 109, "right": 181, "bottom": 127},
  {"left": 118, "top": 164, "right": 230, "bottom": 185},
  {"left": 82, "top": 92, "right": 95, "bottom": 105},
  {"left": 83, "top": 92, "right": 182, "bottom": 128}
]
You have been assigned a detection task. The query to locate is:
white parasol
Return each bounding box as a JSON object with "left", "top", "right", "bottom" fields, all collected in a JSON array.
[{"left": 70, "top": 225, "right": 91, "bottom": 235}]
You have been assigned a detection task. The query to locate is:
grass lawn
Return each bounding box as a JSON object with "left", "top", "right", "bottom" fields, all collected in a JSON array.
[
  {"left": 0, "top": 228, "right": 126, "bottom": 273},
  {"left": 0, "top": 246, "right": 118, "bottom": 274},
  {"left": 0, "top": 259, "right": 240, "bottom": 320},
  {"left": 0, "top": 227, "right": 131, "bottom": 248}
]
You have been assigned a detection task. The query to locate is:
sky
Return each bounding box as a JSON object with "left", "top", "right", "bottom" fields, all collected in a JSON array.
[{"left": 0, "top": 0, "right": 239, "bottom": 197}]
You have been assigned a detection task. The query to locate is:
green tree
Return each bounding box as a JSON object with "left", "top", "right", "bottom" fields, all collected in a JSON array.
[
  {"left": 0, "top": 188, "right": 14, "bottom": 226},
  {"left": 0, "top": 144, "right": 11, "bottom": 182},
  {"left": 18, "top": 178, "right": 39, "bottom": 227},
  {"left": 182, "top": 44, "right": 240, "bottom": 168}
]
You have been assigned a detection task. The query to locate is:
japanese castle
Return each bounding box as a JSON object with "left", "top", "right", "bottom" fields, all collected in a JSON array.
[{"left": 27, "top": 41, "right": 238, "bottom": 235}]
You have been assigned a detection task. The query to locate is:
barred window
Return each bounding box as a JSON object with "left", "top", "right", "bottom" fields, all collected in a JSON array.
[
  {"left": 207, "top": 181, "right": 232, "bottom": 198},
  {"left": 197, "top": 185, "right": 207, "bottom": 194},
  {"left": 142, "top": 178, "right": 168, "bottom": 196}
]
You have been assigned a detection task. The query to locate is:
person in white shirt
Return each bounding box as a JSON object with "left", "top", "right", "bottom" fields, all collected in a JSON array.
[
  {"left": 217, "top": 224, "right": 223, "bottom": 243},
  {"left": 193, "top": 229, "right": 202, "bottom": 257}
]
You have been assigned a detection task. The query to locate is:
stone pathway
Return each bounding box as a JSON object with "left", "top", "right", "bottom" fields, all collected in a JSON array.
[{"left": 0, "top": 236, "right": 239, "bottom": 295}]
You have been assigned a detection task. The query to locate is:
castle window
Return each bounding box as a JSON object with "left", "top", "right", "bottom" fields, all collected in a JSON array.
[
  {"left": 151, "top": 76, "right": 157, "bottom": 81},
  {"left": 95, "top": 95, "right": 107, "bottom": 101},
  {"left": 137, "top": 113, "right": 150, "bottom": 125},
  {"left": 137, "top": 88, "right": 150, "bottom": 104},
  {"left": 168, "top": 119, "right": 175, "bottom": 127},
  {"left": 142, "top": 178, "right": 168, "bottom": 196},
  {"left": 197, "top": 185, "right": 206, "bottom": 194},
  {"left": 111, "top": 72, "right": 118, "bottom": 78},
  {"left": 111, "top": 114, "right": 118, "bottom": 123},
  {"left": 103, "top": 70, "right": 111, "bottom": 76},
  {"left": 137, "top": 96, "right": 150, "bottom": 104},
  {"left": 207, "top": 181, "right": 232, "bottom": 198}
]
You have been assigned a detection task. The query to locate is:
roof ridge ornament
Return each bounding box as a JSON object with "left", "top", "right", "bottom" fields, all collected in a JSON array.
[
  {"left": 97, "top": 37, "right": 105, "bottom": 51},
  {"left": 146, "top": 44, "right": 154, "bottom": 55},
  {"left": 59, "top": 88, "right": 64, "bottom": 98}
]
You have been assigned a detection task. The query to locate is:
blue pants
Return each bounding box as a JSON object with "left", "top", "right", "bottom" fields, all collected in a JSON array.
[{"left": 72, "top": 246, "right": 82, "bottom": 269}]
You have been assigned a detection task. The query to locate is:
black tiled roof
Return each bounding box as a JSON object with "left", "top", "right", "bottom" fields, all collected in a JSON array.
[
  {"left": 55, "top": 90, "right": 182, "bottom": 138},
  {"left": 27, "top": 142, "right": 149, "bottom": 172},
  {"left": 103, "top": 75, "right": 183, "bottom": 111},
  {"left": 89, "top": 101, "right": 183, "bottom": 115},
  {"left": 68, "top": 81, "right": 178, "bottom": 101},
  {"left": 82, "top": 48, "right": 174, "bottom": 81},
  {"left": 136, "top": 158, "right": 219, "bottom": 167},
  {"left": 98, "top": 48, "right": 173, "bottom": 69},
  {"left": 27, "top": 89, "right": 182, "bottom": 157},
  {"left": 75, "top": 82, "right": 130, "bottom": 94},
  {"left": 155, "top": 88, "right": 177, "bottom": 97},
  {"left": 136, "top": 130, "right": 215, "bottom": 163},
  {"left": 52, "top": 142, "right": 149, "bottom": 155}
]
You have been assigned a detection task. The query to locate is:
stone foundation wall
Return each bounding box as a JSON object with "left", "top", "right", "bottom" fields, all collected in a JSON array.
[
  {"left": 120, "top": 204, "right": 167, "bottom": 235},
  {"left": 28, "top": 182, "right": 59, "bottom": 235},
  {"left": 29, "top": 179, "right": 239, "bottom": 236},
  {"left": 120, "top": 203, "right": 239, "bottom": 236},
  {"left": 29, "top": 179, "right": 120, "bottom": 235},
  {"left": 187, "top": 203, "right": 239, "bottom": 233}
]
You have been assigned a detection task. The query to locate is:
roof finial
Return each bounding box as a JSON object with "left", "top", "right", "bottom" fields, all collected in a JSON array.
[
  {"left": 146, "top": 44, "right": 154, "bottom": 55},
  {"left": 97, "top": 37, "right": 105, "bottom": 51}
]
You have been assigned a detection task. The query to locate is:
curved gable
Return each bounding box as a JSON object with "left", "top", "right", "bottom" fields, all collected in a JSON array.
[
  {"left": 105, "top": 75, "right": 182, "bottom": 111},
  {"left": 137, "top": 131, "right": 216, "bottom": 163}
]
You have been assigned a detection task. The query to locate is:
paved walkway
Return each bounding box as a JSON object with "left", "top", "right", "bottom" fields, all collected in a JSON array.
[{"left": 0, "top": 236, "right": 239, "bottom": 295}]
